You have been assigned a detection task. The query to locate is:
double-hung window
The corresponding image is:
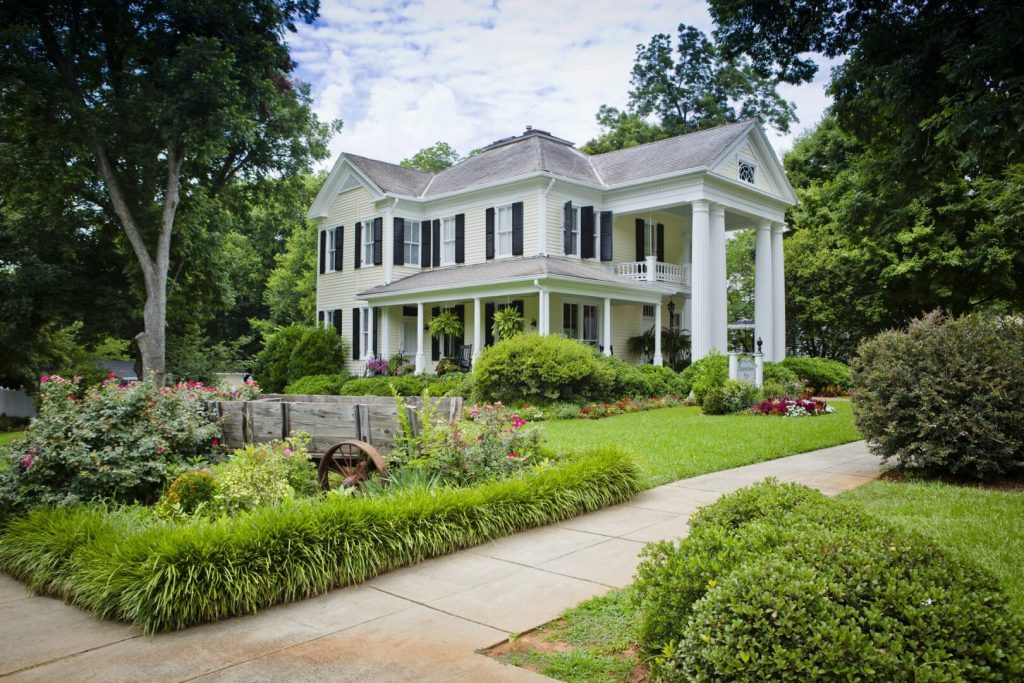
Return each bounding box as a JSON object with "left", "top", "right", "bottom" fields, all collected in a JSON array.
[
  {"left": 359, "top": 306, "right": 370, "bottom": 358},
  {"left": 570, "top": 206, "right": 581, "bottom": 256},
  {"left": 405, "top": 220, "right": 421, "bottom": 266},
  {"left": 563, "top": 303, "right": 579, "bottom": 340},
  {"left": 322, "top": 309, "right": 336, "bottom": 329},
  {"left": 441, "top": 216, "right": 456, "bottom": 265},
  {"left": 582, "top": 305, "right": 599, "bottom": 347},
  {"left": 563, "top": 301, "right": 600, "bottom": 347},
  {"left": 362, "top": 219, "right": 374, "bottom": 265},
  {"left": 642, "top": 220, "right": 657, "bottom": 258},
  {"left": 496, "top": 205, "right": 513, "bottom": 257},
  {"left": 642, "top": 304, "right": 656, "bottom": 331},
  {"left": 326, "top": 230, "right": 337, "bottom": 271}
]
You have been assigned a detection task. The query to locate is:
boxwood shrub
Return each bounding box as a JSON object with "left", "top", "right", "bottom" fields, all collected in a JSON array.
[
  {"left": 634, "top": 480, "right": 1024, "bottom": 682},
  {"left": 780, "top": 355, "right": 851, "bottom": 393},
  {"left": 339, "top": 373, "right": 469, "bottom": 397},
  {"left": 852, "top": 311, "right": 1024, "bottom": 479},
  {"left": 253, "top": 325, "right": 349, "bottom": 393},
  {"left": 283, "top": 373, "right": 350, "bottom": 396},
  {"left": 0, "top": 446, "right": 639, "bottom": 632},
  {"left": 473, "top": 335, "right": 616, "bottom": 404},
  {"left": 701, "top": 380, "right": 759, "bottom": 415},
  {"left": 679, "top": 352, "right": 728, "bottom": 405}
]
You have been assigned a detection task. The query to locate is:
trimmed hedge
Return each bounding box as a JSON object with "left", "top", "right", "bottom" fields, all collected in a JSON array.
[
  {"left": 283, "top": 373, "right": 349, "bottom": 395},
  {"left": 852, "top": 311, "right": 1024, "bottom": 479},
  {"left": 780, "top": 356, "right": 851, "bottom": 393},
  {"left": 634, "top": 480, "right": 1024, "bottom": 681},
  {"left": 340, "top": 373, "right": 468, "bottom": 397},
  {"left": 0, "top": 447, "right": 639, "bottom": 633}
]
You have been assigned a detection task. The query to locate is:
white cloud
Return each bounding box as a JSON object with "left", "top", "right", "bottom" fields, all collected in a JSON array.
[{"left": 289, "top": 0, "right": 832, "bottom": 167}]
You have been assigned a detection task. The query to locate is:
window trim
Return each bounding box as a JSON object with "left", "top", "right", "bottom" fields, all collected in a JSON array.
[
  {"left": 405, "top": 219, "right": 421, "bottom": 266},
  {"left": 563, "top": 299, "right": 601, "bottom": 348},
  {"left": 359, "top": 305, "right": 370, "bottom": 358},
  {"left": 738, "top": 158, "right": 757, "bottom": 184},
  {"left": 440, "top": 216, "right": 457, "bottom": 266},
  {"left": 496, "top": 205, "right": 514, "bottom": 258},
  {"left": 362, "top": 219, "right": 375, "bottom": 266}
]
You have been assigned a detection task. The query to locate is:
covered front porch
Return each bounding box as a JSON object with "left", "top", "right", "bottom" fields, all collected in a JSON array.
[{"left": 356, "top": 257, "right": 678, "bottom": 373}]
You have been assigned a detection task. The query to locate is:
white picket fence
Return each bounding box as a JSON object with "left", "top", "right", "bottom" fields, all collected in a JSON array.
[{"left": 0, "top": 387, "right": 35, "bottom": 419}]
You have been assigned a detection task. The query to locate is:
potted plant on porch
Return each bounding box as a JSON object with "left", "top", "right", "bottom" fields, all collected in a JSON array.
[{"left": 429, "top": 309, "right": 464, "bottom": 374}]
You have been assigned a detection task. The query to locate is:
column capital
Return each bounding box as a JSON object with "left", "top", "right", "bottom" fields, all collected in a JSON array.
[
  {"left": 756, "top": 219, "right": 773, "bottom": 232},
  {"left": 691, "top": 199, "right": 711, "bottom": 213},
  {"left": 710, "top": 203, "right": 725, "bottom": 218},
  {"left": 771, "top": 222, "right": 788, "bottom": 235}
]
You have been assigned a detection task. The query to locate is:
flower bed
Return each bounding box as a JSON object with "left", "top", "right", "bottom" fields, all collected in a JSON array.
[
  {"left": 466, "top": 396, "right": 690, "bottom": 424},
  {"left": 752, "top": 397, "right": 834, "bottom": 417}
]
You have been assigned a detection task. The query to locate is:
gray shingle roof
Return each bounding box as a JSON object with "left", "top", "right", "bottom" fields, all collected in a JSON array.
[
  {"left": 342, "top": 121, "right": 756, "bottom": 198},
  {"left": 342, "top": 153, "right": 433, "bottom": 197},
  {"left": 590, "top": 120, "right": 756, "bottom": 185},
  {"left": 358, "top": 256, "right": 671, "bottom": 297}
]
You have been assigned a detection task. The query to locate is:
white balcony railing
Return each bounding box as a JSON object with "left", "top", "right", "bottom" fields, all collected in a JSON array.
[{"left": 615, "top": 256, "right": 690, "bottom": 285}]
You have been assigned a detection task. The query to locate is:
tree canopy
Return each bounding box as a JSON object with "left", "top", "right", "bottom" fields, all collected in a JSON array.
[
  {"left": 583, "top": 23, "right": 796, "bottom": 153},
  {"left": 400, "top": 141, "right": 462, "bottom": 173},
  {"left": 0, "top": 0, "right": 336, "bottom": 384}
]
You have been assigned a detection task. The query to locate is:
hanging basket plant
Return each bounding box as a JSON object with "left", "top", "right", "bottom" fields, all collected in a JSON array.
[
  {"left": 429, "top": 310, "right": 464, "bottom": 339},
  {"left": 492, "top": 305, "right": 524, "bottom": 341}
]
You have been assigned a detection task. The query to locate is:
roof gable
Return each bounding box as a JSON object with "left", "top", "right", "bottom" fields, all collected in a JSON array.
[{"left": 706, "top": 124, "right": 797, "bottom": 203}]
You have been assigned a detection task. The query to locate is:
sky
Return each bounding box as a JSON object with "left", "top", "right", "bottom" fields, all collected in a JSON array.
[{"left": 288, "top": 0, "right": 835, "bottom": 168}]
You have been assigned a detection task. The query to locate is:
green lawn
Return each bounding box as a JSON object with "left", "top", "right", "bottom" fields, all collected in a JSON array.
[
  {"left": 0, "top": 431, "right": 25, "bottom": 447},
  {"left": 541, "top": 399, "right": 860, "bottom": 488},
  {"left": 841, "top": 480, "right": 1024, "bottom": 614}
]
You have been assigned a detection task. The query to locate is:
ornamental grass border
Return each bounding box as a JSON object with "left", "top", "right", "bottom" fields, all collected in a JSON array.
[{"left": 0, "top": 446, "right": 639, "bottom": 633}]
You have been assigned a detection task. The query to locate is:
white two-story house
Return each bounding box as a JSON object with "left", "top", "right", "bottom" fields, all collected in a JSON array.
[{"left": 308, "top": 120, "right": 796, "bottom": 374}]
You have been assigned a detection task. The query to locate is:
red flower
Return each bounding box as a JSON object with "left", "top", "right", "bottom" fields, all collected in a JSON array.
[{"left": 211, "top": 438, "right": 220, "bottom": 447}]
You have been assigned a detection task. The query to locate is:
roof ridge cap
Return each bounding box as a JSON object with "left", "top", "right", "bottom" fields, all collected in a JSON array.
[
  {"left": 343, "top": 151, "right": 434, "bottom": 177},
  {"left": 591, "top": 120, "right": 754, "bottom": 160}
]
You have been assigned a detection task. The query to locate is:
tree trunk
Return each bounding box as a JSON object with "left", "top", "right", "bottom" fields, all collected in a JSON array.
[{"left": 135, "top": 270, "right": 168, "bottom": 387}]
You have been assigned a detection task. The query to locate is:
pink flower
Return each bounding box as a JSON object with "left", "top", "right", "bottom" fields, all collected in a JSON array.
[
  {"left": 67, "top": 393, "right": 75, "bottom": 400},
  {"left": 40, "top": 374, "right": 50, "bottom": 383},
  {"left": 20, "top": 455, "right": 33, "bottom": 469},
  {"left": 283, "top": 448, "right": 293, "bottom": 457},
  {"left": 507, "top": 452, "right": 521, "bottom": 459},
  {"left": 211, "top": 438, "right": 220, "bottom": 448},
  {"left": 107, "top": 372, "right": 116, "bottom": 379},
  {"left": 156, "top": 445, "right": 166, "bottom": 454}
]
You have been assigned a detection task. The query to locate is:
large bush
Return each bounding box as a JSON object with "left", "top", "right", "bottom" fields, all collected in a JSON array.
[
  {"left": 634, "top": 480, "right": 1024, "bottom": 681},
  {"left": 781, "top": 355, "right": 851, "bottom": 393},
  {"left": 701, "top": 380, "right": 759, "bottom": 415},
  {"left": 252, "top": 325, "right": 348, "bottom": 393},
  {"left": 473, "top": 335, "right": 616, "bottom": 404},
  {"left": 852, "top": 311, "right": 1024, "bottom": 479},
  {"left": 680, "top": 352, "right": 728, "bottom": 405},
  {"left": 0, "top": 447, "right": 639, "bottom": 632},
  {"left": 0, "top": 377, "right": 221, "bottom": 509}
]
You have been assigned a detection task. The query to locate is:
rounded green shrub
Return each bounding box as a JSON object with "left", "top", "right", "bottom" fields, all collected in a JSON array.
[
  {"left": 852, "top": 311, "right": 1024, "bottom": 479},
  {"left": 635, "top": 481, "right": 1024, "bottom": 682},
  {"left": 701, "top": 380, "right": 759, "bottom": 415},
  {"left": 473, "top": 335, "right": 616, "bottom": 404},
  {"left": 759, "top": 379, "right": 788, "bottom": 399},
  {"left": 166, "top": 470, "right": 218, "bottom": 514},
  {"left": 283, "top": 373, "right": 349, "bottom": 396},
  {"left": 781, "top": 355, "right": 851, "bottom": 393},
  {"left": 286, "top": 327, "right": 349, "bottom": 383},
  {"left": 252, "top": 325, "right": 308, "bottom": 393},
  {"left": 340, "top": 375, "right": 426, "bottom": 396},
  {"left": 763, "top": 361, "right": 799, "bottom": 389},
  {"left": 685, "top": 352, "right": 728, "bottom": 405}
]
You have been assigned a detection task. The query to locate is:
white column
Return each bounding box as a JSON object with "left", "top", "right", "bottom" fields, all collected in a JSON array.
[
  {"left": 754, "top": 353, "right": 764, "bottom": 388},
  {"left": 365, "top": 306, "right": 375, "bottom": 359},
  {"left": 653, "top": 301, "right": 663, "bottom": 366},
  {"left": 771, "top": 223, "right": 787, "bottom": 361},
  {"left": 473, "top": 297, "right": 482, "bottom": 359},
  {"left": 380, "top": 306, "right": 390, "bottom": 359},
  {"left": 539, "top": 289, "right": 550, "bottom": 335},
  {"left": 710, "top": 204, "right": 727, "bottom": 353},
  {"left": 728, "top": 352, "right": 739, "bottom": 381},
  {"left": 754, "top": 220, "right": 773, "bottom": 362},
  {"left": 415, "top": 303, "right": 425, "bottom": 374},
  {"left": 690, "top": 200, "right": 712, "bottom": 361},
  {"left": 645, "top": 254, "right": 657, "bottom": 282},
  {"left": 603, "top": 297, "right": 612, "bottom": 356}
]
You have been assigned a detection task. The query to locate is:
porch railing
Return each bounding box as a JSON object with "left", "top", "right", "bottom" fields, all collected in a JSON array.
[{"left": 615, "top": 257, "right": 690, "bottom": 285}]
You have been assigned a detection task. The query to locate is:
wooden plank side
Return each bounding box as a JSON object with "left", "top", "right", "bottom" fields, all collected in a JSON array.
[
  {"left": 250, "top": 401, "right": 285, "bottom": 443},
  {"left": 289, "top": 403, "right": 359, "bottom": 453},
  {"left": 362, "top": 402, "right": 404, "bottom": 450},
  {"left": 218, "top": 401, "right": 247, "bottom": 449}
]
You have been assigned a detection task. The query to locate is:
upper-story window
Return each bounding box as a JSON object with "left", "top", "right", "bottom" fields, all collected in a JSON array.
[
  {"left": 738, "top": 160, "right": 756, "bottom": 184},
  {"left": 642, "top": 219, "right": 656, "bottom": 257},
  {"left": 326, "top": 229, "right": 337, "bottom": 271},
  {"left": 405, "top": 220, "right": 421, "bottom": 266},
  {"left": 362, "top": 219, "right": 375, "bottom": 265},
  {"left": 441, "top": 216, "right": 457, "bottom": 265},
  {"left": 496, "top": 205, "right": 513, "bottom": 257}
]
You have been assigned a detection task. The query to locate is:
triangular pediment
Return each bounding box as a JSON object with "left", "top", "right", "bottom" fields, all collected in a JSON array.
[
  {"left": 307, "top": 156, "right": 385, "bottom": 219},
  {"left": 708, "top": 126, "right": 797, "bottom": 204}
]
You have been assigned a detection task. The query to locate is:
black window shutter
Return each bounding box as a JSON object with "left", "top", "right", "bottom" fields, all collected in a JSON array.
[
  {"left": 635, "top": 219, "right": 645, "bottom": 260},
  {"left": 393, "top": 218, "right": 405, "bottom": 266},
  {"left": 431, "top": 307, "right": 440, "bottom": 361},
  {"left": 351, "top": 308, "right": 360, "bottom": 360},
  {"left": 656, "top": 223, "right": 665, "bottom": 263},
  {"left": 600, "top": 211, "right": 613, "bottom": 261},
  {"left": 373, "top": 217, "right": 383, "bottom": 266},
  {"left": 455, "top": 213, "right": 465, "bottom": 263},
  {"left": 512, "top": 300, "right": 524, "bottom": 316},
  {"left": 354, "top": 221, "right": 362, "bottom": 269},
  {"left": 432, "top": 219, "right": 441, "bottom": 266},
  {"left": 335, "top": 226, "right": 343, "bottom": 271},
  {"left": 421, "top": 218, "right": 432, "bottom": 267},
  {"left": 333, "top": 309, "right": 343, "bottom": 335},
  {"left": 319, "top": 230, "right": 326, "bottom": 274},
  {"left": 563, "top": 201, "right": 573, "bottom": 254},
  {"left": 318, "top": 310, "right": 324, "bottom": 324},
  {"left": 581, "top": 206, "right": 595, "bottom": 259},
  {"left": 512, "top": 202, "right": 524, "bottom": 255},
  {"left": 485, "top": 207, "right": 495, "bottom": 259},
  {"left": 485, "top": 302, "right": 496, "bottom": 346},
  {"left": 372, "top": 310, "right": 380, "bottom": 356},
  {"left": 402, "top": 305, "right": 417, "bottom": 317}
]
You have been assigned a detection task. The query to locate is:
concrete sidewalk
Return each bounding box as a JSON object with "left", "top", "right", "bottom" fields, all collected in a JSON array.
[{"left": 0, "top": 441, "right": 879, "bottom": 682}]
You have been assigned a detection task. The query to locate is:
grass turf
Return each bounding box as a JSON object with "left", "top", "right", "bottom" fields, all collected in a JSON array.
[
  {"left": 540, "top": 399, "right": 860, "bottom": 488},
  {"left": 0, "top": 431, "right": 25, "bottom": 447},
  {"left": 841, "top": 480, "right": 1024, "bottom": 614}
]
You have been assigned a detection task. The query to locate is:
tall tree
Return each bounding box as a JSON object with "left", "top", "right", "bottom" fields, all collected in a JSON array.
[
  {"left": 0, "top": 0, "right": 336, "bottom": 384},
  {"left": 585, "top": 23, "right": 796, "bottom": 153},
  {"left": 400, "top": 141, "right": 461, "bottom": 173},
  {"left": 712, "top": 0, "right": 1024, "bottom": 346}
]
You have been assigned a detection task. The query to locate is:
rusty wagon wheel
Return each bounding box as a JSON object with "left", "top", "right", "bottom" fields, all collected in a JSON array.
[{"left": 317, "top": 439, "right": 388, "bottom": 492}]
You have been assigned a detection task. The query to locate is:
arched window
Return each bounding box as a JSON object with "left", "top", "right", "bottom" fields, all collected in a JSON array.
[{"left": 738, "top": 160, "right": 756, "bottom": 184}]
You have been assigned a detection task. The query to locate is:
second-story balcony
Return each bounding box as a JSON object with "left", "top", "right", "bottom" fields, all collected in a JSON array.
[{"left": 615, "top": 256, "right": 690, "bottom": 286}]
